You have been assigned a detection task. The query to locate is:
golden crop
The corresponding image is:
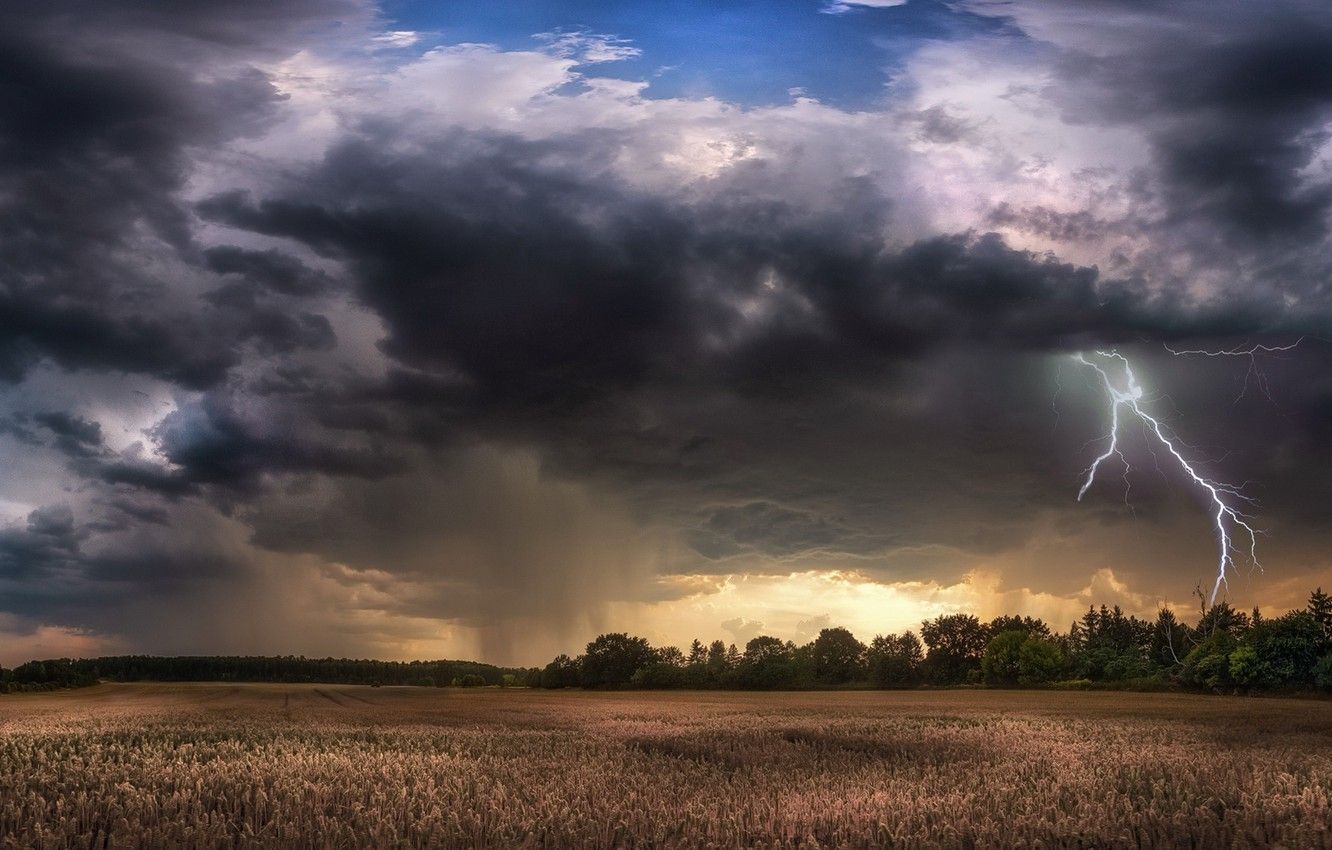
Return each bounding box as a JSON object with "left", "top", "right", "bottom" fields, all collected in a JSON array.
[{"left": 1, "top": 684, "right": 1329, "bottom": 848}]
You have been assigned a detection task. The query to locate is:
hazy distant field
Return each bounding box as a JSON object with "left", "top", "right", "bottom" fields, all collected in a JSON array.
[{"left": 2, "top": 685, "right": 1330, "bottom": 848}]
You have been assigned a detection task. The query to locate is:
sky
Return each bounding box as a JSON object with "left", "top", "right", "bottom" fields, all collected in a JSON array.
[{"left": 1, "top": 0, "right": 1331, "bottom": 667}]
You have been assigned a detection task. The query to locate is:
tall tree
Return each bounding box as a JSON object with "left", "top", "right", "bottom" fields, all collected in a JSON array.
[
  {"left": 738, "top": 636, "right": 798, "bottom": 688},
  {"left": 867, "top": 632, "right": 923, "bottom": 688},
  {"left": 686, "top": 639, "right": 706, "bottom": 666},
  {"left": 1309, "top": 588, "right": 1332, "bottom": 647},
  {"left": 920, "top": 614, "right": 988, "bottom": 684},
  {"left": 812, "top": 627, "right": 866, "bottom": 684},
  {"left": 580, "top": 633, "right": 655, "bottom": 688},
  {"left": 1150, "top": 608, "right": 1193, "bottom": 668},
  {"left": 982, "top": 630, "right": 1028, "bottom": 685},
  {"left": 987, "top": 615, "right": 1050, "bottom": 639}
]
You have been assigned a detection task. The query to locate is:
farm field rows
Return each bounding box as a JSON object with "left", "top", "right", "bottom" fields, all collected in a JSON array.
[{"left": 2, "top": 684, "right": 1330, "bottom": 848}]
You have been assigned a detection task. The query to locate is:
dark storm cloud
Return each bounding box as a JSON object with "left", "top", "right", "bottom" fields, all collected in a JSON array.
[
  {"left": 986, "top": 203, "right": 1124, "bottom": 245},
  {"left": 88, "top": 394, "right": 408, "bottom": 500},
  {"left": 190, "top": 121, "right": 1331, "bottom": 601},
  {"left": 984, "top": 1, "right": 1332, "bottom": 248},
  {"left": 204, "top": 247, "right": 331, "bottom": 298},
  {"left": 0, "top": 1, "right": 360, "bottom": 388},
  {"left": 198, "top": 131, "right": 1300, "bottom": 414},
  {"left": 106, "top": 498, "right": 172, "bottom": 528},
  {"left": 687, "top": 501, "right": 870, "bottom": 560},
  {"left": 152, "top": 397, "right": 406, "bottom": 488},
  {"left": 33, "top": 412, "right": 105, "bottom": 459},
  {"left": 0, "top": 506, "right": 84, "bottom": 580},
  {"left": 3, "top": 0, "right": 1332, "bottom": 663}
]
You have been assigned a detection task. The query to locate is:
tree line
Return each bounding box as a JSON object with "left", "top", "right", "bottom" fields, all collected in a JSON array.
[
  {"left": 0, "top": 655, "right": 527, "bottom": 693},
  {"left": 530, "top": 588, "right": 1332, "bottom": 694},
  {"left": 4, "top": 588, "right": 1330, "bottom": 695}
]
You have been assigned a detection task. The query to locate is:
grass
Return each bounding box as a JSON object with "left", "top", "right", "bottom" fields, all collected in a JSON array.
[{"left": 2, "top": 684, "right": 1330, "bottom": 848}]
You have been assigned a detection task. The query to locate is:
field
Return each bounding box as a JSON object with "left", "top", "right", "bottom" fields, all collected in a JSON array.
[{"left": 2, "top": 685, "right": 1331, "bottom": 848}]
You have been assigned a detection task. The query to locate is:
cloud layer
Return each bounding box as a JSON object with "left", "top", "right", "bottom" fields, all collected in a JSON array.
[{"left": 1, "top": 0, "right": 1330, "bottom": 664}]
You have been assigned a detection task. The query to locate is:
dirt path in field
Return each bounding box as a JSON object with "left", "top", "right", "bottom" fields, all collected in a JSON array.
[{"left": 312, "top": 688, "right": 349, "bottom": 708}]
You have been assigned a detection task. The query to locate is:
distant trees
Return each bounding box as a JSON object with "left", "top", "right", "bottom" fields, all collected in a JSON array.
[
  {"left": 0, "top": 655, "right": 526, "bottom": 691},
  {"left": 11, "top": 586, "right": 1332, "bottom": 697},
  {"left": 987, "top": 616, "right": 1051, "bottom": 639},
  {"left": 1309, "top": 588, "right": 1332, "bottom": 643},
  {"left": 1149, "top": 608, "right": 1191, "bottom": 667},
  {"left": 631, "top": 646, "right": 688, "bottom": 688},
  {"left": 527, "top": 585, "right": 1332, "bottom": 695}
]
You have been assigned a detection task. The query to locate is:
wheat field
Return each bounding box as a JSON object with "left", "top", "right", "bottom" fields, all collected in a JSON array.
[{"left": 1, "top": 684, "right": 1330, "bottom": 848}]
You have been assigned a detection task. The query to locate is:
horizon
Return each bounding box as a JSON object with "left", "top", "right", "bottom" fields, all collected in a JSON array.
[
  {"left": 3, "top": 0, "right": 1332, "bottom": 669},
  {"left": 5, "top": 585, "right": 1327, "bottom": 671}
]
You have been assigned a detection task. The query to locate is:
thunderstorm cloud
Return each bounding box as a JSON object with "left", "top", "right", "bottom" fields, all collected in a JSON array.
[{"left": 1, "top": 0, "right": 1330, "bottom": 664}]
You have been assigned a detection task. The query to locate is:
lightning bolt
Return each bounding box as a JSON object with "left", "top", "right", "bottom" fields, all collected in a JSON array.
[
  {"left": 1163, "top": 338, "right": 1304, "bottom": 403},
  {"left": 1073, "top": 351, "right": 1261, "bottom": 605}
]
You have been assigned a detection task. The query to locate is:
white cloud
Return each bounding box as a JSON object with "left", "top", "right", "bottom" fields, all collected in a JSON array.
[
  {"left": 822, "top": 0, "right": 908, "bottom": 14},
  {"left": 535, "top": 30, "right": 642, "bottom": 64},
  {"left": 370, "top": 30, "right": 420, "bottom": 49}
]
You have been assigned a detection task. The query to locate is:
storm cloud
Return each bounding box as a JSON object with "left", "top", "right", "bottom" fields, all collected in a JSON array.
[{"left": 1, "top": 0, "right": 1329, "bottom": 665}]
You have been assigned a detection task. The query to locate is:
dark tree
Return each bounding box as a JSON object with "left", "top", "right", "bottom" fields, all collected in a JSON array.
[
  {"left": 1149, "top": 608, "right": 1193, "bottom": 668},
  {"left": 987, "top": 615, "right": 1050, "bottom": 639},
  {"left": 920, "top": 614, "right": 988, "bottom": 684},
  {"left": 686, "top": 639, "right": 706, "bottom": 666},
  {"left": 735, "top": 636, "right": 798, "bottom": 688},
  {"left": 1182, "top": 631, "right": 1238, "bottom": 692},
  {"left": 1230, "top": 611, "right": 1322, "bottom": 690},
  {"left": 812, "top": 627, "right": 865, "bottom": 684},
  {"left": 540, "top": 654, "right": 581, "bottom": 689},
  {"left": 1017, "top": 638, "right": 1064, "bottom": 685},
  {"left": 1069, "top": 605, "right": 1153, "bottom": 681},
  {"left": 1196, "top": 602, "right": 1249, "bottom": 639},
  {"left": 867, "top": 632, "right": 923, "bottom": 688},
  {"left": 725, "top": 643, "right": 742, "bottom": 669},
  {"left": 743, "top": 636, "right": 790, "bottom": 664},
  {"left": 579, "top": 633, "right": 655, "bottom": 688},
  {"left": 656, "top": 646, "right": 686, "bottom": 667},
  {"left": 705, "top": 639, "right": 730, "bottom": 683},
  {"left": 1309, "top": 588, "right": 1332, "bottom": 647},
  {"left": 981, "top": 630, "right": 1027, "bottom": 686}
]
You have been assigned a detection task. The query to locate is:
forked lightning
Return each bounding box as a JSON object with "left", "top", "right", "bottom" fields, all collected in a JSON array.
[{"left": 1073, "top": 351, "right": 1261, "bottom": 604}]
